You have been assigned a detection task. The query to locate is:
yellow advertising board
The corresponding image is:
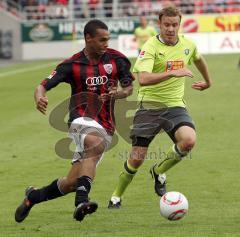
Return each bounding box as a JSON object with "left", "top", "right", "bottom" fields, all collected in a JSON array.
[{"left": 181, "top": 14, "right": 240, "bottom": 33}]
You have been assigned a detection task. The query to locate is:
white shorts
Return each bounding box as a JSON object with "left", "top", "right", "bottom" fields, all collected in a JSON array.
[{"left": 69, "top": 117, "right": 112, "bottom": 164}]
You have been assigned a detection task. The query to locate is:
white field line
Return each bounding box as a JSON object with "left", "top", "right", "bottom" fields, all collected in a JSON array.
[{"left": 0, "top": 62, "right": 57, "bottom": 78}]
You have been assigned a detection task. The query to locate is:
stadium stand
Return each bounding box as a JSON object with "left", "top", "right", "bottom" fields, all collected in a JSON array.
[
  {"left": 0, "top": 0, "right": 21, "bottom": 17},
  {"left": 0, "top": 0, "right": 240, "bottom": 20}
]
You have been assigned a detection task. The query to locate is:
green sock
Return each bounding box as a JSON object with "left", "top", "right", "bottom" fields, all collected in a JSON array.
[
  {"left": 154, "top": 145, "right": 185, "bottom": 175},
  {"left": 112, "top": 160, "right": 138, "bottom": 198}
]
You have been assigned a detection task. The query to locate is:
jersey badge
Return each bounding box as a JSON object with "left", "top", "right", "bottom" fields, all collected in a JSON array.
[
  {"left": 103, "top": 64, "right": 113, "bottom": 74},
  {"left": 184, "top": 49, "right": 190, "bottom": 55}
]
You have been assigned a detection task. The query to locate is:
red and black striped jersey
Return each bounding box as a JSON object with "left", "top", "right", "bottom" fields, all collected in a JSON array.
[{"left": 41, "top": 48, "right": 134, "bottom": 135}]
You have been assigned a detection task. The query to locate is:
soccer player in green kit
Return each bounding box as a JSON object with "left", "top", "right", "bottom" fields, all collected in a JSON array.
[
  {"left": 108, "top": 6, "right": 212, "bottom": 208},
  {"left": 134, "top": 16, "right": 158, "bottom": 52}
]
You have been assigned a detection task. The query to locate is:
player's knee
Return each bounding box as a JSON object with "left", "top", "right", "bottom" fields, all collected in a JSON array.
[
  {"left": 181, "top": 137, "right": 196, "bottom": 152},
  {"left": 129, "top": 157, "right": 144, "bottom": 169},
  {"left": 129, "top": 146, "right": 148, "bottom": 168}
]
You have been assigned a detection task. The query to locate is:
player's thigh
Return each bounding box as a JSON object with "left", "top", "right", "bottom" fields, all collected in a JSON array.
[
  {"left": 130, "top": 106, "right": 166, "bottom": 145},
  {"left": 83, "top": 132, "right": 107, "bottom": 159},
  {"left": 69, "top": 117, "right": 112, "bottom": 163}
]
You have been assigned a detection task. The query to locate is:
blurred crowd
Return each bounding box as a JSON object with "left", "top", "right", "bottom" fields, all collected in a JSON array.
[{"left": 1, "top": 0, "right": 240, "bottom": 20}]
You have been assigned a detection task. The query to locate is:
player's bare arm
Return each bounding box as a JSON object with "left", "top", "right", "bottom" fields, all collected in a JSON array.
[
  {"left": 99, "top": 85, "right": 133, "bottom": 101},
  {"left": 136, "top": 68, "right": 193, "bottom": 86},
  {"left": 192, "top": 56, "right": 212, "bottom": 91},
  {"left": 34, "top": 85, "right": 48, "bottom": 114},
  {"left": 110, "top": 85, "right": 133, "bottom": 99}
]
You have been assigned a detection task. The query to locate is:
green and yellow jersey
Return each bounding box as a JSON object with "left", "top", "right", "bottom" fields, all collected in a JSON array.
[
  {"left": 134, "top": 26, "right": 157, "bottom": 50},
  {"left": 133, "top": 34, "right": 200, "bottom": 108}
]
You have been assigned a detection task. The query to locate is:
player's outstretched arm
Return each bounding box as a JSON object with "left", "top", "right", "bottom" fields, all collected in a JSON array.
[
  {"left": 110, "top": 85, "right": 133, "bottom": 99},
  {"left": 34, "top": 85, "right": 48, "bottom": 115},
  {"left": 136, "top": 68, "right": 193, "bottom": 86},
  {"left": 192, "top": 56, "right": 212, "bottom": 91},
  {"left": 99, "top": 85, "right": 133, "bottom": 101}
]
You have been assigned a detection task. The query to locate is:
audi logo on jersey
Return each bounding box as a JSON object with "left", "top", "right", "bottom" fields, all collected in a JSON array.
[{"left": 86, "top": 76, "right": 108, "bottom": 86}]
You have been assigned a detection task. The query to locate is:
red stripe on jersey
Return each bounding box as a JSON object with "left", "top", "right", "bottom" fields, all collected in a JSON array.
[
  {"left": 106, "top": 48, "right": 127, "bottom": 58},
  {"left": 72, "top": 63, "right": 84, "bottom": 116},
  {"left": 109, "top": 58, "right": 118, "bottom": 129},
  {"left": 72, "top": 63, "right": 80, "bottom": 85},
  {"left": 109, "top": 58, "right": 117, "bottom": 81},
  {"left": 64, "top": 52, "right": 81, "bottom": 64},
  {"left": 98, "top": 61, "right": 116, "bottom": 135},
  {"left": 98, "top": 62, "right": 108, "bottom": 131},
  {"left": 85, "top": 63, "right": 97, "bottom": 121}
]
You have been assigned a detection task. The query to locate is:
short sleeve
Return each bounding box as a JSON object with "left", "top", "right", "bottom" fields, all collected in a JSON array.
[
  {"left": 41, "top": 63, "right": 71, "bottom": 91},
  {"left": 190, "top": 44, "right": 201, "bottom": 63},
  {"left": 116, "top": 57, "right": 134, "bottom": 88},
  {"left": 132, "top": 41, "right": 155, "bottom": 73},
  {"left": 189, "top": 42, "right": 201, "bottom": 64}
]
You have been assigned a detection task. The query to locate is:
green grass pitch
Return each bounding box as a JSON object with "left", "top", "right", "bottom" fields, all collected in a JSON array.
[{"left": 0, "top": 54, "right": 239, "bottom": 237}]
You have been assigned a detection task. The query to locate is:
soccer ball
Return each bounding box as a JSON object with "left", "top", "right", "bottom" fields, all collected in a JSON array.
[{"left": 160, "top": 191, "right": 188, "bottom": 221}]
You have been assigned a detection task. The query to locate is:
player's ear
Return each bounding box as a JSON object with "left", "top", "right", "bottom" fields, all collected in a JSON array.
[{"left": 85, "top": 33, "right": 92, "bottom": 43}]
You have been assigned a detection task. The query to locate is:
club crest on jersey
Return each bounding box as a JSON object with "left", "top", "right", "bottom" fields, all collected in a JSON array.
[
  {"left": 47, "top": 70, "right": 56, "bottom": 79},
  {"left": 103, "top": 64, "right": 113, "bottom": 74},
  {"left": 184, "top": 49, "right": 190, "bottom": 55},
  {"left": 138, "top": 50, "right": 145, "bottom": 59}
]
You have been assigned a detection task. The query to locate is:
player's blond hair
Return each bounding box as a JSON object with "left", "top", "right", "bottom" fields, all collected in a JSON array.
[{"left": 158, "top": 6, "right": 182, "bottom": 22}]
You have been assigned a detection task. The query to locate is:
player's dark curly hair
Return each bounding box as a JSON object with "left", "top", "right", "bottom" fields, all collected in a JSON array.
[
  {"left": 84, "top": 19, "right": 108, "bottom": 38},
  {"left": 159, "top": 6, "right": 182, "bottom": 22}
]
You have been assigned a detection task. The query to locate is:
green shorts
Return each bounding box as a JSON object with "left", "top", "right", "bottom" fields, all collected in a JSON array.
[{"left": 130, "top": 105, "right": 195, "bottom": 145}]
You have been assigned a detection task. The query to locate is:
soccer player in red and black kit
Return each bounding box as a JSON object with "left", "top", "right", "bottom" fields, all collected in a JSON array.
[{"left": 15, "top": 19, "right": 134, "bottom": 223}]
